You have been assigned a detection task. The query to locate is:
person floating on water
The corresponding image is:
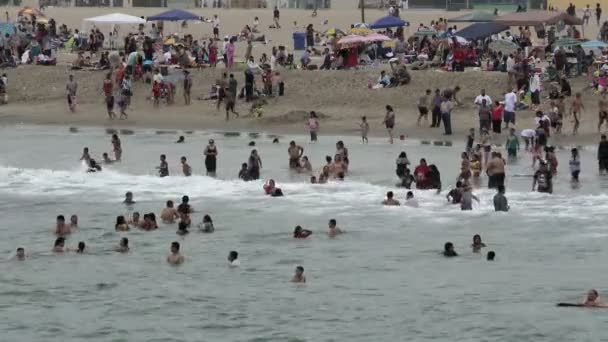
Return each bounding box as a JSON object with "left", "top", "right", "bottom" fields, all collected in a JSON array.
[
  {"left": 293, "top": 225, "right": 312, "bottom": 239},
  {"left": 167, "top": 241, "right": 185, "bottom": 265},
  {"left": 158, "top": 154, "right": 169, "bottom": 177},
  {"left": 228, "top": 251, "right": 240, "bottom": 267},
  {"left": 291, "top": 266, "right": 306, "bottom": 283},
  {"left": 382, "top": 191, "right": 401, "bottom": 206}
]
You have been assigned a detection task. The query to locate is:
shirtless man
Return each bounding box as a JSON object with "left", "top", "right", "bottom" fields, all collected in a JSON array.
[
  {"left": 123, "top": 191, "right": 135, "bottom": 205},
  {"left": 599, "top": 93, "right": 608, "bottom": 132},
  {"left": 582, "top": 289, "right": 608, "bottom": 307},
  {"left": 570, "top": 93, "right": 584, "bottom": 135},
  {"left": 167, "top": 241, "right": 185, "bottom": 265},
  {"left": 15, "top": 247, "right": 26, "bottom": 261},
  {"left": 53, "top": 237, "right": 66, "bottom": 253},
  {"left": 486, "top": 152, "right": 506, "bottom": 189},
  {"left": 288, "top": 141, "right": 304, "bottom": 170},
  {"left": 327, "top": 218, "right": 343, "bottom": 237},
  {"left": 291, "top": 266, "right": 306, "bottom": 283},
  {"left": 181, "top": 156, "right": 192, "bottom": 176},
  {"left": 80, "top": 147, "right": 91, "bottom": 166},
  {"left": 55, "top": 215, "right": 71, "bottom": 236},
  {"left": 158, "top": 154, "right": 169, "bottom": 177},
  {"left": 382, "top": 191, "right": 401, "bottom": 206},
  {"left": 160, "top": 200, "right": 179, "bottom": 223},
  {"left": 115, "top": 237, "right": 129, "bottom": 253}
]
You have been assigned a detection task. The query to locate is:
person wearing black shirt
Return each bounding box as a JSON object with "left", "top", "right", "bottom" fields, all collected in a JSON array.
[{"left": 598, "top": 134, "right": 608, "bottom": 174}]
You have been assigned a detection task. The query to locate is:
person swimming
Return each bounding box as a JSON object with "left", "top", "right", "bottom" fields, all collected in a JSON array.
[
  {"left": 228, "top": 251, "right": 240, "bottom": 267},
  {"left": 115, "top": 237, "right": 129, "bottom": 253},
  {"left": 53, "top": 237, "right": 66, "bottom": 253},
  {"left": 167, "top": 241, "right": 185, "bottom": 265},
  {"left": 487, "top": 251, "right": 495, "bottom": 261},
  {"left": 123, "top": 191, "right": 135, "bottom": 205},
  {"left": 76, "top": 241, "right": 86, "bottom": 254},
  {"left": 15, "top": 247, "right": 26, "bottom": 261},
  {"left": 198, "top": 215, "right": 215, "bottom": 233},
  {"left": 327, "top": 219, "right": 343, "bottom": 237},
  {"left": 161, "top": 200, "right": 179, "bottom": 224},
  {"left": 115, "top": 215, "right": 129, "bottom": 231},
  {"left": 293, "top": 225, "right": 312, "bottom": 238},
  {"left": 382, "top": 191, "right": 401, "bottom": 206},
  {"left": 582, "top": 289, "right": 608, "bottom": 307},
  {"left": 471, "top": 234, "right": 486, "bottom": 252},
  {"left": 291, "top": 266, "right": 306, "bottom": 283},
  {"left": 443, "top": 242, "right": 458, "bottom": 257},
  {"left": 404, "top": 191, "right": 419, "bottom": 208},
  {"left": 102, "top": 153, "right": 114, "bottom": 164},
  {"left": 176, "top": 136, "right": 185, "bottom": 143},
  {"left": 70, "top": 215, "right": 78, "bottom": 229},
  {"left": 55, "top": 215, "right": 71, "bottom": 236},
  {"left": 177, "top": 221, "right": 189, "bottom": 236},
  {"left": 87, "top": 159, "right": 102, "bottom": 172}
]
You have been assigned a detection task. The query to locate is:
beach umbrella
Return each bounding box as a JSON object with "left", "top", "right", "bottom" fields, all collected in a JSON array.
[
  {"left": 353, "top": 23, "right": 370, "bottom": 29},
  {"left": 581, "top": 40, "right": 608, "bottom": 49},
  {"left": 363, "top": 33, "right": 391, "bottom": 43},
  {"left": 552, "top": 37, "right": 581, "bottom": 48},
  {"left": 449, "top": 11, "right": 497, "bottom": 23},
  {"left": 414, "top": 29, "right": 438, "bottom": 37},
  {"left": 337, "top": 34, "right": 366, "bottom": 47},
  {"left": 348, "top": 27, "right": 373, "bottom": 36},
  {"left": 489, "top": 39, "right": 518, "bottom": 54},
  {"left": 447, "top": 36, "right": 469, "bottom": 45},
  {"left": 18, "top": 6, "right": 45, "bottom": 18},
  {"left": 323, "top": 28, "right": 345, "bottom": 36}
]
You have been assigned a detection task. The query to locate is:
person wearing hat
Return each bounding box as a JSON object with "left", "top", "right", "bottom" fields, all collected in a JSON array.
[
  {"left": 204, "top": 139, "right": 218, "bottom": 177},
  {"left": 183, "top": 70, "right": 192, "bottom": 105}
]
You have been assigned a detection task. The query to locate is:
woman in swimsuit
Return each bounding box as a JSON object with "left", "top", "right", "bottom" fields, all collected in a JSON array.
[
  {"left": 204, "top": 139, "right": 218, "bottom": 177},
  {"left": 382, "top": 105, "right": 396, "bottom": 144},
  {"left": 111, "top": 134, "right": 122, "bottom": 161},
  {"left": 247, "top": 149, "right": 262, "bottom": 180}
]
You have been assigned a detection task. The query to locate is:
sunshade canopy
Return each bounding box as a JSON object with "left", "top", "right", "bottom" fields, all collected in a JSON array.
[
  {"left": 581, "top": 40, "right": 608, "bottom": 48},
  {"left": 450, "top": 11, "right": 497, "bottom": 23},
  {"left": 147, "top": 9, "right": 200, "bottom": 21},
  {"left": 494, "top": 11, "right": 583, "bottom": 26},
  {"left": 370, "top": 15, "right": 409, "bottom": 29},
  {"left": 456, "top": 22, "right": 509, "bottom": 40},
  {"left": 84, "top": 13, "right": 146, "bottom": 24}
]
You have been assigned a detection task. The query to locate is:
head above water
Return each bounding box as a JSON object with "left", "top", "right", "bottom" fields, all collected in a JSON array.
[
  {"left": 444, "top": 242, "right": 454, "bottom": 252},
  {"left": 487, "top": 251, "right": 495, "bottom": 261},
  {"left": 77, "top": 241, "right": 86, "bottom": 252},
  {"left": 54, "top": 237, "right": 65, "bottom": 247},
  {"left": 171, "top": 241, "right": 180, "bottom": 253},
  {"left": 406, "top": 191, "right": 414, "bottom": 199},
  {"left": 473, "top": 234, "right": 482, "bottom": 244},
  {"left": 295, "top": 266, "right": 304, "bottom": 275},
  {"left": 329, "top": 219, "right": 337, "bottom": 228},
  {"left": 228, "top": 251, "right": 238, "bottom": 262}
]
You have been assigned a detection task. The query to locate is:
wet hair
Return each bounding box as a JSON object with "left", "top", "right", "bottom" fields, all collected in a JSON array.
[
  {"left": 54, "top": 237, "right": 65, "bottom": 247},
  {"left": 171, "top": 241, "right": 180, "bottom": 251},
  {"left": 272, "top": 138, "right": 279, "bottom": 144},
  {"left": 387, "top": 191, "right": 394, "bottom": 199},
  {"left": 248, "top": 141, "right": 256, "bottom": 146},
  {"left": 126, "top": 191, "right": 133, "bottom": 197},
  {"left": 203, "top": 215, "right": 212, "bottom": 223},
  {"left": 326, "top": 155, "right": 332, "bottom": 163},
  {"left": 160, "top": 154, "right": 166, "bottom": 159},
  {"left": 229, "top": 251, "right": 238, "bottom": 260},
  {"left": 398, "top": 151, "right": 407, "bottom": 158},
  {"left": 296, "top": 266, "right": 304, "bottom": 273},
  {"left": 77, "top": 241, "right": 86, "bottom": 252},
  {"left": 444, "top": 242, "right": 454, "bottom": 251},
  {"left": 294, "top": 225, "right": 303, "bottom": 235},
  {"left": 57, "top": 215, "right": 65, "bottom": 222},
  {"left": 167, "top": 200, "right": 174, "bottom": 207},
  {"left": 329, "top": 219, "right": 337, "bottom": 227},
  {"left": 17, "top": 247, "right": 24, "bottom": 252},
  {"left": 182, "top": 196, "right": 189, "bottom": 203},
  {"left": 116, "top": 215, "right": 126, "bottom": 227},
  {"left": 406, "top": 191, "right": 414, "bottom": 199},
  {"left": 120, "top": 237, "right": 129, "bottom": 247},
  {"left": 289, "top": 140, "right": 295, "bottom": 145},
  {"left": 487, "top": 251, "right": 495, "bottom": 261}
]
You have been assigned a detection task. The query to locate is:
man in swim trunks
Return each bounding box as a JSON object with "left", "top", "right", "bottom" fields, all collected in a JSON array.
[
  {"left": 382, "top": 191, "right": 401, "bottom": 206},
  {"left": 327, "top": 219, "right": 343, "bottom": 237},
  {"left": 167, "top": 241, "right": 185, "bottom": 265},
  {"left": 287, "top": 141, "right": 304, "bottom": 170},
  {"left": 291, "top": 266, "right": 306, "bottom": 283},
  {"left": 160, "top": 200, "right": 179, "bottom": 223},
  {"left": 599, "top": 93, "right": 608, "bottom": 132}
]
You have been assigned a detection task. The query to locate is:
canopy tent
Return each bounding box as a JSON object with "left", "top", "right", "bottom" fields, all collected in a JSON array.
[
  {"left": 552, "top": 37, "right": 581, "bottom": 48},
  {"left": 147, "top": 9, "right": 200, "bottom": 22},
  {"left": 494, "top": 11, "right": 583, "bottom": 26},
  {"left": 581, "top": 40, "right": 608, "bottom": 49},
  {"left": 449, "top": 11, "right": 496, "bottom": 23},
  {"left": 370, "top": 16, "right": 409, "bottom": 29},
  {"left": 456, "top": 22, "right": 509, "bottom": 41},
  {"left": 414, "top": 29, "right": 438, "bottom": 37},
  {"left": 84, "top": 13, "right": 146, "bottom": 25}
]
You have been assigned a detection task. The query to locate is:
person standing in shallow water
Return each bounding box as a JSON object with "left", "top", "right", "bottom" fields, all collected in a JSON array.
[
  {"left": 382, "top": 105, "right": 396, "bottom": 144},
  {"left": 493, "top": 185, "right": 509, "bottom": 212},
  {"left": 158, "top": 154, "right": 169, "bottom": 177},
  {"left": 247, "top": 149, "right": 262, "bottom": 180},
  {"left": 111, "top": 134, "right": 122, "bottom": 161},
  {"left": 288, "top": 141, "right": 304, "bottom": 170},
  {"left": 66, "top": 74, "right": 77, "bottom": 112},
  {"left": 204, "top": 139, "right": 218, "bottom": 177}
]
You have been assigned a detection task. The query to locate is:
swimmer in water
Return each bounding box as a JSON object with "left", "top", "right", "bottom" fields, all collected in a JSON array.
[
  {"left": 228, "top": 251, "right": 240, "bottom": 267},
  {"left": 80, "top": 147, "right": 91, "bottom": 165},
  {"left": 177, "top": 196, "right": 192, "bottom": 227},
  {"left": 115, "top": 215, "right": 129, "bottom": 231},
  {"left": 158, "top": 154, "right": 169, "bottom": 177},
  {"left": 181, "top": 156, "right": 192, "bottom": 177},
  {"left": 55, "top": 215, "right": 71, "bottom": 236},
  {"left": 310, "top": 176, "right": 317, "bottom": 184},
  {"left": 70, "top": 215, "right": 78, "bottom": 229},
  {"left": 327, "top": 219, "right": 343, "bottom": 237},
  {"left": 471, "top": 234, "right": 486, "bottom": 252},
  {"left": 291, "top": 266, "right": 306, "bottom": 283},
  {"left": 141, "top": 213, "right": 159, "bottom": 231},
  {"left": 115, "top": 237, "right": 129, "bottom": 253},
  {"left": 238, "top": 163, "right": 248, "bottom": 180},
  {"left": 15, "top": 247, "right": 26, "bottom": 261},
  {"left": 446, "top": 181, "right": 463, "bottom": 204},
  {"left": 443, "top": 242, "right": 458, "bottom": 257},
  {"left": 53, "top": 237, "right": 66, "bottom": 253},
  {"left": 177, "top": 221, "right": 189, "bottom": 236},
  {"left": 160, "top": 200, "right": 179, "bottom": 224},
  {"left": 404, "top": 191, "right": 419, "bottom": 208},
  {"left": 581, "top": 289, "right": 608, "bottom": 307},
  {"left": 176, "top": 136, "right": 185, "bottom": 143},
  {"left": 460, "top": 186, "right": 480, "bottom": 211},
  {"left": 76, "top": 241, "right": 86, "bottom": 254},
  {"left": 487, "top": 251, "right": 495, "bottom": 261},
  {"left": 123, "top": 191, "right": 135, "bottom": 205},
  {"left": 87, "top": 159, "right": 102, "bottom": 172},
  {"left": 299, "top": 156, "right": 312, "bottom": 173},
  {"left": 102, "top": 153, "right": 113, "bottom": 164},
  {"left": 264, "top": 179, "right": 277, "bottom": 195},
  {"left": 288, "top": 140, "right": 304, "bottom": 170},
  {"left": 128, "top": 212, "right": 140, "bottom": 226},
  {"left": 272, "top": 138, "right": 279, "bottom": 144},
  {"left": 382, "top": 191, "right": 401, "bottom": 206},
  {"left": 293, "top": 225, "right": 312, "bottom": 238},
  {"left": 198, "top": 214, "right": 215, "bottom": 233},
  {"left": 493, "top": 185, "right": 509, "bottom": 212},
  {"left": 167, "top": 241, "right": 185, "bottom": 265},
  {"left": 111, "top": 134, "right": 122, "bottom": 161}
]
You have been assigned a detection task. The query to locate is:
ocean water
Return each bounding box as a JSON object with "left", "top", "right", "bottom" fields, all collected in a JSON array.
[{"left": 2, "top": 125, "right": 608, "bottom": 341}]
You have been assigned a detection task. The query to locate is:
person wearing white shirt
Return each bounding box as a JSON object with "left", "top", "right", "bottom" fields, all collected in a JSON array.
[
  {"left": 529, "top": 73, "right": 541, "bottom": 109},
  {"left": 503, "top": 89, "right": 517, "bottom": 129},
  {"left": 474, "top": 89, "right": 492, "bottom": 107},
  {"left": 153, "top": 69, "right": 164, "bottom": 83}
]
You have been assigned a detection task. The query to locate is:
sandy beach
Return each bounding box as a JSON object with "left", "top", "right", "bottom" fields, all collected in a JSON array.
[{"left": 0, "top": 6, "right": 605, "bottom": 144}]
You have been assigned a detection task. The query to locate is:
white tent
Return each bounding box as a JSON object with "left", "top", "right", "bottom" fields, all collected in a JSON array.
[{"left": 83, "top": 13, "right": 146, "bottom": 25}]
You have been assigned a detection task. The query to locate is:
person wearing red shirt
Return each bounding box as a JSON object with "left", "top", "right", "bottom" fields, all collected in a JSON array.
[
  {"left": 491, "top": 100, "right": 504, "bottom": 134},
  {"left": 414, "top": 158, "right": 431, "bottom": 189}
]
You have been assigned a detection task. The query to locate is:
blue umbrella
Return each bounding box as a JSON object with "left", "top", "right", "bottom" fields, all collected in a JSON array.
[{"left": 147, "top": 9, "right": 200, "bottom": 22}]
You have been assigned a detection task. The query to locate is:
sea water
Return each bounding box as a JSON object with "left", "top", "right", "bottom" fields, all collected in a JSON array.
[{"left": 1, "top": 125, "right": 608, "bottom": 342}]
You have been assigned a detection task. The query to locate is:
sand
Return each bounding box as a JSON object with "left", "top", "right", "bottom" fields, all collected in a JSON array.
[{"left": 0, "top": 6, "right": 605, "bottom": 145}]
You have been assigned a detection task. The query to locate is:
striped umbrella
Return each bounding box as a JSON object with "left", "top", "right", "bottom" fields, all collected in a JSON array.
[{"left": 323, "top": 28, "right": 346, "bottom": 37}]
